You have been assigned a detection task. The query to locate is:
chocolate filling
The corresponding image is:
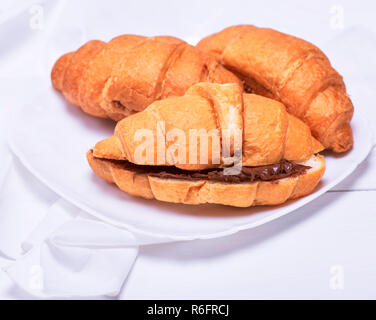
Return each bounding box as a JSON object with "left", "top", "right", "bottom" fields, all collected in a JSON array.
[
  {"left": 149, "top": 160, "right": 309, "bottom": 183},
  {"left": 101, "top": 155, "right": 310, "bottom": 183}
]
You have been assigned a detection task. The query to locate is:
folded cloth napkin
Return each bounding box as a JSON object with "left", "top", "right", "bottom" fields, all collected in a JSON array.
[
  {"left": 0, "top": 151, "right": 58, "bottom": 260},
  {"left": 2, "top": 191, "right": 174, "bottom": 298},
  {"left": 4, "top": 199, "right": 140, "bottom": 298}
]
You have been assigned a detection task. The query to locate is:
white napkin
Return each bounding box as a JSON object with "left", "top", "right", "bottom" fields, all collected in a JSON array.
[
  {"left": 4, "top": 199, "right": 140, "bottom": 298},
  {"left": 0, "top": 157, "right": 171, "bottom": 298},
  {"left": 0, "top": 153, "right": 57, "bottom": 259}
]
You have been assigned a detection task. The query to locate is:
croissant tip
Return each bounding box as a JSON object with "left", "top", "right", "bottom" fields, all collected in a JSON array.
[
  {"left": 93, "top": 136, "right": 125, "bottom": 160},
  {"left": 330, "top": 124, "right": 354, "bottom": 153},
  {"left": 312, "top": 138, "right": 325, "bottom": 153}
]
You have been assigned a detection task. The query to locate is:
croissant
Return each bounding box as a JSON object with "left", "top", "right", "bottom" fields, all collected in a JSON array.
[
  {"left": 197, "top": 25, "right": 354, "bottom": 153},
  {"left": 88, "top": 83, "right": 325, "bottom": 207},
  {"left": 51, "top": 35, "right": 241, "bottom": 121}
]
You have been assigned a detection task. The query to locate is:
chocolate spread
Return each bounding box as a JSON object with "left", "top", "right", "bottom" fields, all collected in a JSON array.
[
  {"left": 149, "top": 160, "right": 309, "bottom": 183},
  {"left": 105, "top": 156, "right": 310, "bottom": 183}
]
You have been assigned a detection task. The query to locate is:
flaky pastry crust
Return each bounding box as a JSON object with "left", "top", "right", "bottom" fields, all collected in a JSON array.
[{"left": 197, "top": 25, "right": 354, "bottom": 152}]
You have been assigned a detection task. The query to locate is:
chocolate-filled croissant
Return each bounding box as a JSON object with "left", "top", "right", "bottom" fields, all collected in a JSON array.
[
  {"left": 88, "top": 83, "right": 325, "bottom": 207},
  {"left": 51, "top": 35, "right": 241, "bottom": 121},
  {"left": 197, "top": 25, "right": 354, "bottom": 153}
]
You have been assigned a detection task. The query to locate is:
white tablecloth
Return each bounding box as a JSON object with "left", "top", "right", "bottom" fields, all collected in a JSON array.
[{"left": 0, "top": 0, "right": 376, "bottom": 299}]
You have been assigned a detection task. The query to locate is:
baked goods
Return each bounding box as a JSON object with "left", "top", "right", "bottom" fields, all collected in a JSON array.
[
  {"left": 51, "top": 35, "right": 241, "bottom": 121},
  {"left": 197, "top": 25, "right": 354, "bottom": 153},
  {"left": 87, "top": 83, "right": 325, "bottom": 207}
]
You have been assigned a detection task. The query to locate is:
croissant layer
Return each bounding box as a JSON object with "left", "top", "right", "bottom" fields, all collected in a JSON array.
[
  {"left": 93, "top": 83, "right": 324, "bottom": 169},
  {"left": 197, "top": 25, "right": 354, "bottom": 152},
  {"left": 51, "top": 35, "right": 241, "bottom": 121}
]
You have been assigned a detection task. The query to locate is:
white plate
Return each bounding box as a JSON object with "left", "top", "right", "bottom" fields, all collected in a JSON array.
[{"left": 9, "top": 89, "right": 374, "bottom": 241}]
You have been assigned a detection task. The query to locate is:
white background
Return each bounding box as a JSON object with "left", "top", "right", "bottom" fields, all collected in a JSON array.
[{"left": 0, "top": 0, "right": 376, "bottom": 299}]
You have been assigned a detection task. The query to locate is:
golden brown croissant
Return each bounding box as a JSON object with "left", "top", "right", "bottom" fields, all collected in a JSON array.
[
  {"left": 197, "top": 25, "right": 354, "bottom": 153},
  {"left": 88, "top": 83, "right": 325, "bottom": 207},
  {"left": 51, "top": 35, "right": 241, "bottom": 121}
]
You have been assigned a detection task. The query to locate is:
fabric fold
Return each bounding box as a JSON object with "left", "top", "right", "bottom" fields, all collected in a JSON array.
[{"left": 5, "top": 199, "right": 139, "bottom": 298}]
